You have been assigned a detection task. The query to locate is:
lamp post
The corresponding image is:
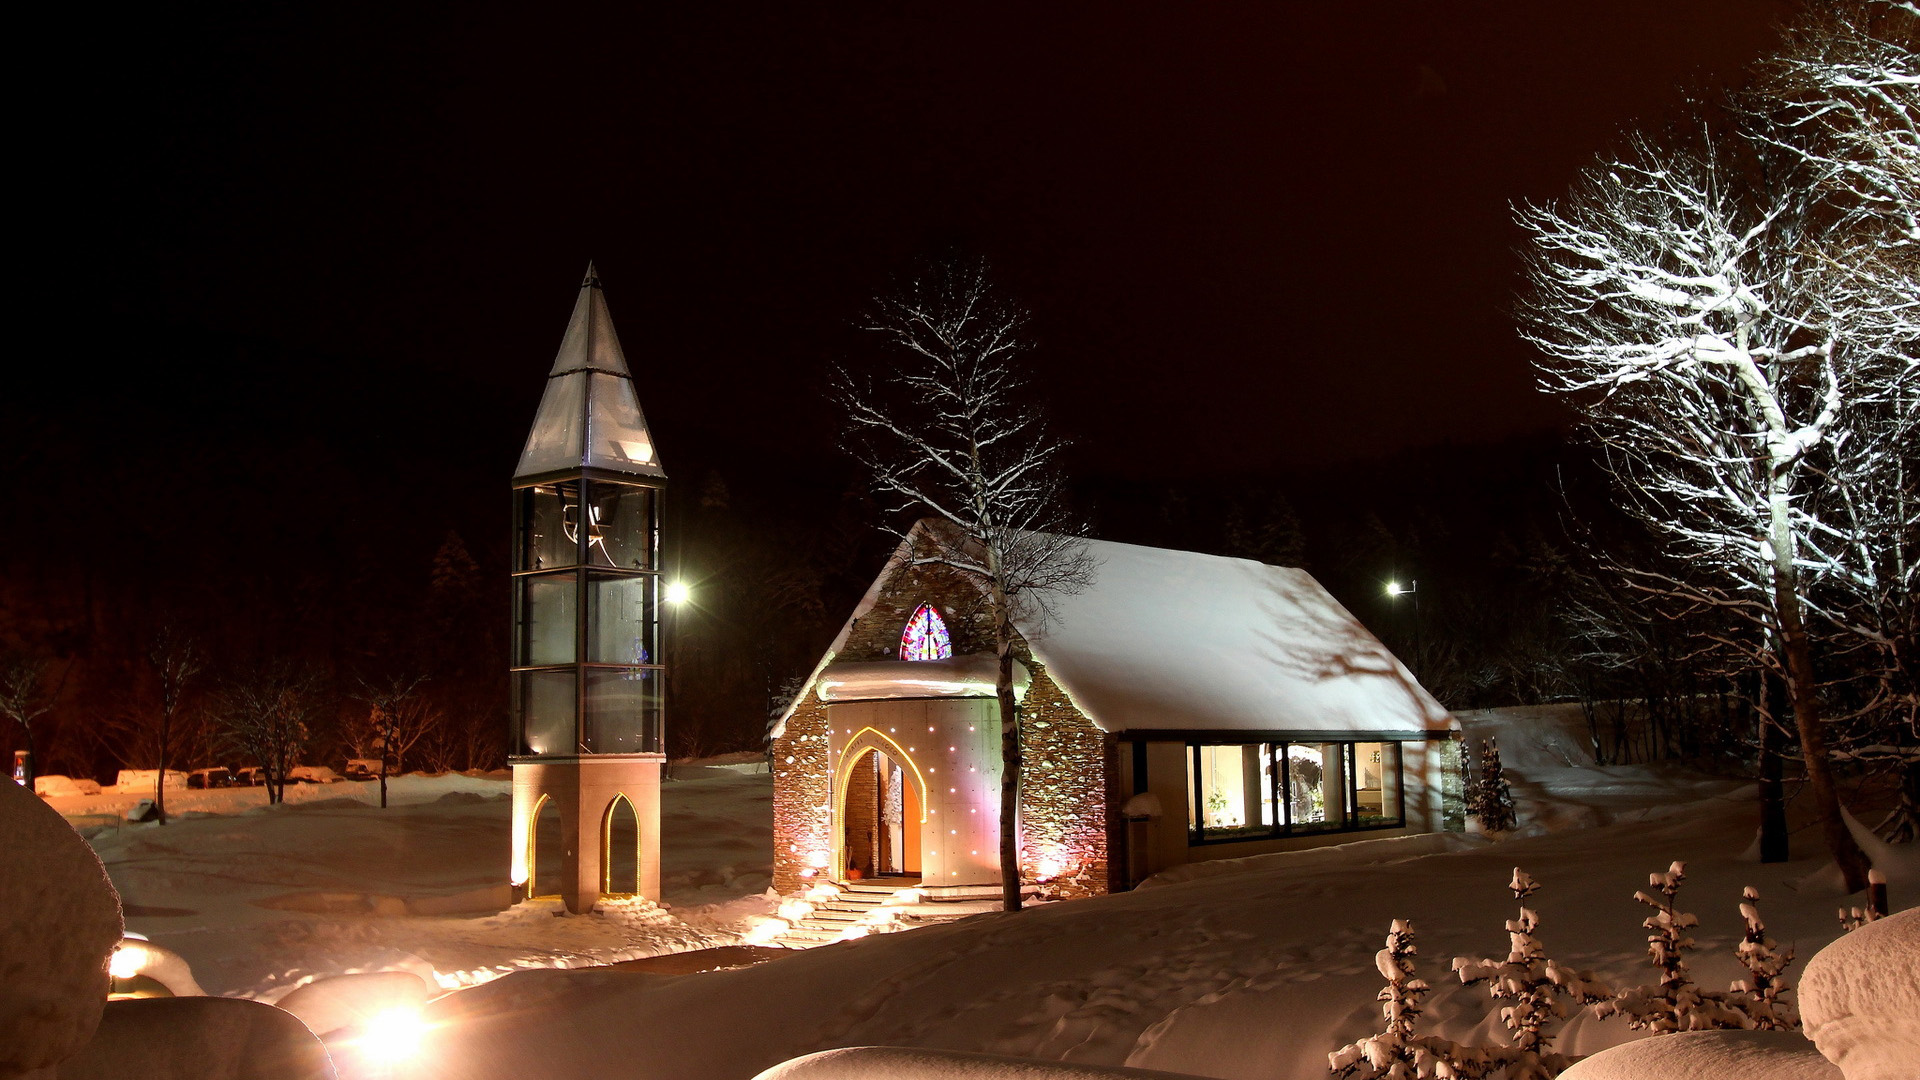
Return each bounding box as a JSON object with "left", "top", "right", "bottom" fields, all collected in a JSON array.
[{"left": 1385, "top": 578, "right": 1421, "bottom": 675}]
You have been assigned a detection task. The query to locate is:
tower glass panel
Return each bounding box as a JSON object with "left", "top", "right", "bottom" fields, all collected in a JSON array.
[
  {"left": 587, "top": 573, "right": 657, "bottom": 666},
  {"left": 585, "top": 480, "right": 655, "bottom": 570},
  {"left": 518, "top": 482, "right": 580, "bottom": 571},
  {"left": 518, "top": 670, "right": 576, "bottom": 755},
  {"left": 583, "top": 669, "right": 662, "bottom": 754},
  {"left": 519, "top": 574, "right": 578, "bottom": 666}
]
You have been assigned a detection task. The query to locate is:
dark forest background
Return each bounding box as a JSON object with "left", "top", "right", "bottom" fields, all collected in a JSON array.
[{"left": 2, "top": 314, "right": 1677, "bottom": 783}]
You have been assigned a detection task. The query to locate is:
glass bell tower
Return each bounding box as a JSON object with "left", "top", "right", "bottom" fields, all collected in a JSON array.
[{"left": 508, "top": 264, "right": 668, "bottom": 912}]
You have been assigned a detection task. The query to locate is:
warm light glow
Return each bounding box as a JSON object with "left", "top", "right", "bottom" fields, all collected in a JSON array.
[
  {"left": 806, "top": 849, "right": 831, "bottom": 869},
  {"left": 358, "top": 1007, "right": 428, "bottom": 1061},
  {"left": 665, "top": 581, "right": 692, "bottom": 604},
  {"left": 744, "top": 918, "right": 786, "bottom": 946},
  {"left": 1385, "top": 581, "right": 1402, "bottom": 596},
  {"left": 109, "top": 943, "right": 147, "bottom": 980},
  {"left": 619, "top": 439, "right": 654, "bottom": 464}
]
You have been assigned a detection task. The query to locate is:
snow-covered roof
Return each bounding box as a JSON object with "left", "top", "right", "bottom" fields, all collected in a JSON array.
[
  {"left": 771, "top": 527, "right": 1451, "bottom": 739},
  {"left": 1016, "top": 537, "right": 1451, "bottom": 736},
  {"left": 514, "top": 264, "right": 667, "bottom": 482}
]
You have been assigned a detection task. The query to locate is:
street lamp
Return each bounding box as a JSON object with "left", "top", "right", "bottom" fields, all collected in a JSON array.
[
  {"left": 1385, "top": 578, "right": 1422, "bottom": 671},
  {"left": 664, "top": 581, "right": 691, "bottom": 605}
]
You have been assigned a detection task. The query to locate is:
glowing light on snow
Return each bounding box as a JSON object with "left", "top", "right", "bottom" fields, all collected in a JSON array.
[
  {"left": 665, "top": 581, "right": 692, "bottom": 604},
  {"left": 359, "top": 1007, "right": 428, "bottom": 1060},
  {"left": 744, "top": 918, "right": 787, "bottom": 946},
  {"left": 109, "top": 943, "right": 147, "bottom": 979}
]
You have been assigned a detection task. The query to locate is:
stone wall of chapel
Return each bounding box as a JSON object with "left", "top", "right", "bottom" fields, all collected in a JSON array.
[
  {"left": 771, "top": 561, "right": 1117, "bottom": 898},
  {"left": 771, "top": 693, "right": 832, "bottom": 895},
  {"left": 1016, "top": 665, "right": 1116, "bottom": 899}
]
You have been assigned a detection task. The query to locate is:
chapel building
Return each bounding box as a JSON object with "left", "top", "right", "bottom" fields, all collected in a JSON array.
[{"left": 769, "top": 523, "right": 1461, "bottom": 900}]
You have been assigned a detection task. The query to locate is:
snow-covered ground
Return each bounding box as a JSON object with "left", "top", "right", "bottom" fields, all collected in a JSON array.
[
  {"left": 54, "top": 708, "right": 1918, "bottom": 1080},
  {"left": 64, "top": 764, "right": 776, "bottom": 999}
]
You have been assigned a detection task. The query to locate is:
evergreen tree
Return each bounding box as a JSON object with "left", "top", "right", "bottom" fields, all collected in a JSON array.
[
  {"left": 1452, "top": 868, "right": 1612, "bottom": 1078},
  {"left": 1596, "top": 862, "right": 1750, "bottom": 1031},
  {"left": 1475, "top": 737, "right": 1516, "bottom": 833},
  {"left": 1331, "top": 919, "right": 1486, "bottom": 1080},
  {"left": 1733, "top": 885, "right": 1797, "bottom": 1030}
]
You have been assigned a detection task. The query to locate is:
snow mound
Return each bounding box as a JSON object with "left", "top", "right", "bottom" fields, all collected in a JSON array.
[
  {"left": 1799, "top": 907, "right": 1920, "bottom": 1080},
  {"left": 276, "top": 970, "right": 433, "bottom": 1038},
  {"left": 59, "top": 996, "right": 335, "bottom": 1079},
  {"left": 1559, "top": 1030, "right": 1838, "bottom": 1080},
  {"left": 754, "top": 1047, "right": 1217, "bottom": 1080},
  {"left": 0, "top": 775, "right": 123, "bottom": 1076}
]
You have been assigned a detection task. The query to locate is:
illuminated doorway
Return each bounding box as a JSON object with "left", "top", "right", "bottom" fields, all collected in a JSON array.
[
  {"left": 838, "top": 747, "right": 922, "bottom": 882},
  {"left": 603, "top": 794, "right": 639, "bottom": 896},
  {"left": 530, "top": 795, "right": 565, "bottom": 899}
]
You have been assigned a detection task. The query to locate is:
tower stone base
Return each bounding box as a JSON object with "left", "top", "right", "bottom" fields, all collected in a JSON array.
[{"left": 510, "top": 754, "right": 664, "bottom": 914}]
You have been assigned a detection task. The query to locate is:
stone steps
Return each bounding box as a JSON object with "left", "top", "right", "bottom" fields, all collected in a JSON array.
[{"left": 771, "top": 881, "right": 984, "bottom": 950}]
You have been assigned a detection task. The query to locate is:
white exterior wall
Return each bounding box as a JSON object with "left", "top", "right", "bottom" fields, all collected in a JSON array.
[{"left": 827, "top": 698, "right": 1001, "bottom": 888}]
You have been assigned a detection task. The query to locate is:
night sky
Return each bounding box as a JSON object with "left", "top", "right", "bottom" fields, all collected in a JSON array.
[{"left": 23, "top": 1, "right": 1797, "bottom": 494}]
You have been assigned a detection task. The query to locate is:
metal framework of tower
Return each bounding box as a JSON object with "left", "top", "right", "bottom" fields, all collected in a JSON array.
[{"left": 508, "top": 265, "right": 667, "bottom": 913}]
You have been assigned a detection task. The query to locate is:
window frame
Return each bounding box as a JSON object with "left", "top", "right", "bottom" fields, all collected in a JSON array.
[{"left": 1183, "top": 738, "right": 1406, "bottom": 845}]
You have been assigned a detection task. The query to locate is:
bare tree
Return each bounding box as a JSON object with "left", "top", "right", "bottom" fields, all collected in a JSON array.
[
  {"left": 1516, "top": 35, "right": 1913, "bottom": 888},
  {"left": 836, "top": 255, "right": 1094, "bottom": 912},
  {"left": 146, "top": 628, "right": 204, "bottom": 824},
  {"left": 0, "top": 656, "right": 56, "bottom": 785},
  {"left": 352, "top": 673, "right": 442, "bottom": 808},
  {"left": 1758, "top": 0, "right": 1920, "bottom": 840},
  {"left": 213, "top": 664, "right": 318, "bottom": 805}
]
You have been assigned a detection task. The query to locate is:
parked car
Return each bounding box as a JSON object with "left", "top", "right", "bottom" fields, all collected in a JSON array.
[
  {"left": 288, "top": 765, "right": 344, "bottom": 784},
  {"left": 343, "top": 759, "right": 384, "bottom": 781},
  {"left": 187, "top": 767, "right": 235, "bottom": 789},
  {"left": 233, "top": 766, "right": 267, "bottom": 787}
]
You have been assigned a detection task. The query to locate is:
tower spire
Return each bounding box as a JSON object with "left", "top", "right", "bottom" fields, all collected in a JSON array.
[{"left": 514, "top": 266, "right": 664, "bottom": 480}]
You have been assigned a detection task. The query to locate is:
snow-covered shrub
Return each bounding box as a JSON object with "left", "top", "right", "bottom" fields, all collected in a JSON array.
[
  {"left": 1470, "top": 738, "right": 1516, "bottom": 833},
  {"left": 1837, "top": 869, "right": 1889, "bottom": 932},
  {"left": 1452, "top": 868, "right": 1612, "bottom": 1078},
  {"left": 1732, "top": 885, "right": 1797, "bottom": 1030},
  {"left": 1595, "top": 861, "right": 1750, "bottom": 1031},
  {"left": 1331, "top": 919, "right": 1486, "bottom": 1080}
]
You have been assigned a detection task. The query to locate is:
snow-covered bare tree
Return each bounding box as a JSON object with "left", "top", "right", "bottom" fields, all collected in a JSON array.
[
  {"left": 213, "top": 663, "right": 318, "bottom": 805},
  {"left": 1516, "top": 66, "right": 1913, "bottom": 888},
  {"left": 836, "top": 255, "right": 1094, "bottom": 912},
  {"left": 352, "top": 673, "right": 441, "bottom": 809},
  {"left": 0, "top": 655, "right": 56, "bottom": 786},
  {"left": 145, "top": 627, "right": 204, "bottom": 825}
]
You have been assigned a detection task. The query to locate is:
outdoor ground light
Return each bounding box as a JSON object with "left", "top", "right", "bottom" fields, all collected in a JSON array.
[{"left": 358, "top": 1006, "right": 429, "bottom": 1061}]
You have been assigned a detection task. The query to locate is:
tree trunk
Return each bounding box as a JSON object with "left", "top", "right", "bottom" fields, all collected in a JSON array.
[
  {"left": 155, "top": 711, "right": 171, "bottom": 826},
  {"left": 994, "top": 599, "right": 1022, "bottom": 913},
  {"left": 380, "top": 761, "right": 389, "bottom": 809},
  {"left": 1774, "top": 554, "right": 1871, "bottom": 891}
]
